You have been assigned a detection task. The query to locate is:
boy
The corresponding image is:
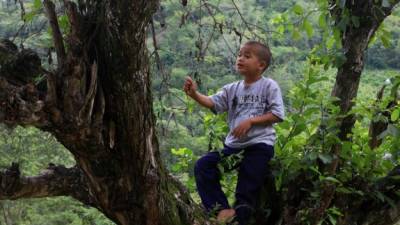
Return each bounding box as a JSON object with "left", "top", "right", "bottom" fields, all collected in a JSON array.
[{"left": 183, "top": 41, "right": 284, "bottom": 225}]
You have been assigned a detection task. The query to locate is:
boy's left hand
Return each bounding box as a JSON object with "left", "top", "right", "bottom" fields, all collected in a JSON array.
[{"left": 232, "top": 119, "right": 252, "bottom": 139}]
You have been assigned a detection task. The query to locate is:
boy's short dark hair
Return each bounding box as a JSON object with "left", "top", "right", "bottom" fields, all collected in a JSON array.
[{"left": 244, "top": 41, "right": 272, "bottom": 72}]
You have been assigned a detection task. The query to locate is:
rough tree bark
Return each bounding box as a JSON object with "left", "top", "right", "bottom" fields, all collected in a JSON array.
[
  {"left": 1, "top": 1, "right": 400, "bottom": 225},
  {"left": 1, "top": 1, "right": 205, "bottom": 225}
]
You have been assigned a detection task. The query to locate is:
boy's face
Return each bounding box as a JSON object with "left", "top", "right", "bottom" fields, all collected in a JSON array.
[{"left": 235, "top": 44, "right": 266, "bottom": 77}]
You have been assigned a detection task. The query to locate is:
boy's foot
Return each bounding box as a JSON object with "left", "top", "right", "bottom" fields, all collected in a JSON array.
[{"left": 217, "top": 209, "right": 236, "bottom": 223}]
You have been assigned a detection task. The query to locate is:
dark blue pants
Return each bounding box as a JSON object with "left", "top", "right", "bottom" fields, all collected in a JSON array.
[{"left": 194, "top": 143, "right": 274, "bottom": 225}]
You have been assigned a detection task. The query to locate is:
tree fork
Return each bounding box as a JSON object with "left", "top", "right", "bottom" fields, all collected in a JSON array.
[{"left": 0, "top": 0, "right": 208, "bottom": 224}]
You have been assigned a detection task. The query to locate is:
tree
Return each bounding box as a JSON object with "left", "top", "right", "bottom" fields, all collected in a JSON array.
[
  {"left": 1, "top": 0, "right": 203, "bottom": 224},
  {"left": 1, "top": 0, "right": 400, "bottom": 225},
  {"left": 265, "top": 1, "right": 400, "bottom": 224},
  {"left": 315, "top": 0, "right": 400, "bottom": 223}
]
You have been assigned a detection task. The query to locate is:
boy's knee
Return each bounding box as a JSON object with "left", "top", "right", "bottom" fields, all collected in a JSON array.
[
  {"left": 194, "top": 158, "right": 202, "bottom": 175},
  {"left": 194, "top": 157, "right": 207, "bottom": 176},
  {"left": 194, "top": 154, "right": 217, "bottom": 174}
]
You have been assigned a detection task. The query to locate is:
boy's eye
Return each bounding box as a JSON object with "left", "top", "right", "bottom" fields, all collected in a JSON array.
[{"left": 237, "top": 52, "right": 251, "bottom": 58}]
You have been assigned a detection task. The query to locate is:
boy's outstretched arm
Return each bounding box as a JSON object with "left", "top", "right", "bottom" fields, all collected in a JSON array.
[{"left": 183, "top": 77, "right": 214, "bottom": 109}]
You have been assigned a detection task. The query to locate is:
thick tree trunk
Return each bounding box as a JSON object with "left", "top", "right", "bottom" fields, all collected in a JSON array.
[
  {"left": 48, "top": 0, "right": 206, "bottom": 224},
  {"left": 326, "top": 0, "right": 399, "bottom": 171},
  {"left": 1, "top": 1, "right": 206, "bottom": 225}
]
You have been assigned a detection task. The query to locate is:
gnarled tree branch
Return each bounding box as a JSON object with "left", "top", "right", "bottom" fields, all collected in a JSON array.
[
  {"left": 0, "top": 163, "right": 93, "bottom": 207},
  {"left": 0, "top": 40, "right": 51, "bottom": 128},
  {"left": 0, "top": 77, "right": 49, "bottom": 128}
]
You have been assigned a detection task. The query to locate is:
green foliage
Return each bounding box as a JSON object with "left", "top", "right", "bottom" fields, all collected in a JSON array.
[
  {"left": 170, "top": 147, "right": 198, "bottom": 194},
  {"left": 203, "top": 110, "right": 229, "bottom": 151},
  {"left": 1, "top": 198, "right": 113, "bottom": 225},
  {"left": 23, "top": 0, "right": 42, "bottom": 23},
  {"left": 272, "top": 61, "right": 338, "bottom": 189},
  {"left": 0, "top": 126, "right": 113, "bottom": 224},
  {"left": 0, "top": 126, "right": 74, "bottom": 173}
]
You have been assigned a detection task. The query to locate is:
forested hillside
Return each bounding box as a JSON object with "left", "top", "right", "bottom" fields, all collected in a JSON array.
[{"left": 1, "top": 0, "right": 400, "bottom": 224}]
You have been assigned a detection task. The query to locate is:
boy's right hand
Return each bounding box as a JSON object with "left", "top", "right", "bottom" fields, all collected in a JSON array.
[{"left": 183, "top": 76, "right": 197, "bottom": 98}]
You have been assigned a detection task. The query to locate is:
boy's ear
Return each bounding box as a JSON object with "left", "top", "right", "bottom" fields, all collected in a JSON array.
[{"left": 260, "top": 61, "right": 268, "bottom": 71}]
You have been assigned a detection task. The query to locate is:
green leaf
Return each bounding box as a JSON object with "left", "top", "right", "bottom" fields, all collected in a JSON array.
[
  {"left": 328, "top": 207, "right": 343, "bottom": 216},
  {"left": 280, "top": 120, "right": 291, "bottom": 129},
  {"left": 336, "top": 187, "right": 352, "bottom": 194},
  {"left": 310, "top": 191, "right": 319, "bottom": 198},
  {"left": 303, "top": 19, "right": 314, "bottom": 38},
  {"left": 277, "top": 25, "right": 285, "bottom": 35},
  {"left": 309, "top": 166, "right": 321, "bottom": 175},
  {"left": 23, "top": 11, "right": 36, "bottom": 22},
  {"left": 33, "top": 0, "right": 42, "bottom": 10},
  {"left": 391, "top": 108, "right": 400, "bottom": 121},
  {"left": 369, "top": 35, "right": 377, "bottom": 46},
  {"left": 171, "top": 164, "right": 182, "bottom": 172},
  {"left": 381, "top": 35, "right": 391, "bottom": 48},
  {"left": 328, "top": 214, "right": 337, "bottom": 225},
  {"left": 307, "top": 75, "right": 328, "bottom": 85},
  {"left": 319, "top": 14, "right": 327, "bottom": 29},
  {"left": 333, "top": 28, "right": 342, "bottom": 46},
  {"left": 292, "top": 29, "right": 302, "bottom": 40},
  {"left": 292, "top": 123, "right": 307, "bottom": 136},
  {"left": 293, "top": 4, "right": 304, "bottom": 15},
  {"left": 324, "top": 176, "right": 341, "bottom": 184},
  {"left": 171, "top": 148, "right": 185, "bottom": 156},
  {"left": 215, "top": 13, "right": 225, "bottom": 23},
  {"left": 58, "top": 15, "right": 70, "bottom": 31},
  {"left": 354, "top": 190, "right": 364, "bottom": 196},
  {"left": 326, "top": 36, "right": 336, "bottom": 50},
  {"left": 375, "top": 191, "right": 386, "bottom": 202}
]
